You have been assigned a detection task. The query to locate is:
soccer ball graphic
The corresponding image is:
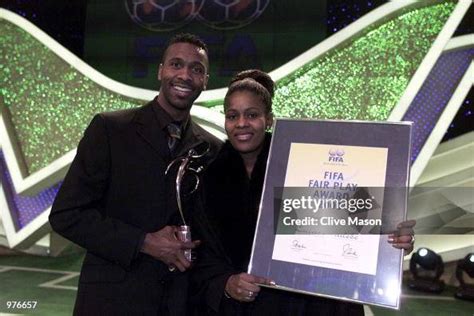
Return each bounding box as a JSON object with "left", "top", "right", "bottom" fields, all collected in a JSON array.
[
  {"left": 197, "top": 0, "right": 270, "bottom": 30},
  {"left": 125, "top": 0, "right": 205, "bottom": 32}
]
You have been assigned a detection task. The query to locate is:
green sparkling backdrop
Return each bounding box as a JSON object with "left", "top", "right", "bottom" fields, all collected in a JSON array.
[
  {"left": 269, "top": 2, "right": 456, "bottom": 120},
  {"left": 0, "top": 21, "right": 145, "bottom": 174},
  {"left": 203, "top": 1, "right": 456, "bottom": 118},
  {"left": 0, "top": 1, "right": 456, "bottom": 175}
]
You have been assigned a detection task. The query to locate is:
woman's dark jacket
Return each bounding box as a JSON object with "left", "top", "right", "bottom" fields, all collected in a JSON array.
[{"left": 194, "top": 133, "right": 364, "bottom": 316}]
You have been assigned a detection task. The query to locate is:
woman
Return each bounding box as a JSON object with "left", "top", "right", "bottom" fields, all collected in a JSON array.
[{"left": 197, "top": 69, "right": 415, "bottom": 315}]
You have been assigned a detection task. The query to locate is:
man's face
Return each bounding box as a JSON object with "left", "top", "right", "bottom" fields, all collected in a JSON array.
[{"left": 157, "top": 42, "right": 209, "bottom": 119}]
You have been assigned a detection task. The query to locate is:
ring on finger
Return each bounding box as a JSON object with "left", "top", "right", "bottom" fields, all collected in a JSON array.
[
  {"left": 245, "top": 295, "right": 253, "bottom": 300},
  {"left": 410, "top": 235, "right": 415, "bottom": 244}
]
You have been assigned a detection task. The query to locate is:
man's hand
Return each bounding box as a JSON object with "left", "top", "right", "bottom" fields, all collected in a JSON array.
[
  {"left": 141, "top": 226, "right": 200, "bottom": 272},
  {"left": 224, "top": 273, "right": 274, "bottom": 302}
]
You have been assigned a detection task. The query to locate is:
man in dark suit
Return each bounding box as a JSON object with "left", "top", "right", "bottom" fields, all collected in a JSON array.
[{"left": 49, "top": 33, "right": 221, "bottom": 315}]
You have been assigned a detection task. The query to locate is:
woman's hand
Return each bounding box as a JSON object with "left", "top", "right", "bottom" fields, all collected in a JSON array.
[
  {"left": 224, "top": 273, "right": 274, "bottom": 302},
  {"left": 388, "top": 219, "right": 416, "bottom": 255}
]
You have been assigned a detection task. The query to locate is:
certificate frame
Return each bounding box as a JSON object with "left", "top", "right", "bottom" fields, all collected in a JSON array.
[{"left": 248, "top": 118, "right": 412, "bottom": 309}]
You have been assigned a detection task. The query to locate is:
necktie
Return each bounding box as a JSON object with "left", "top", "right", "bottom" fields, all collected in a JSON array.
[{"left": 167, "top": 123, "right": 181, "bottom": 153}]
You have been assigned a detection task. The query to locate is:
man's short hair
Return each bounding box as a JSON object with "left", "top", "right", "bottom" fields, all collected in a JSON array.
[{"left": 163, "top": 33, "right": 209, "bottom": 60}]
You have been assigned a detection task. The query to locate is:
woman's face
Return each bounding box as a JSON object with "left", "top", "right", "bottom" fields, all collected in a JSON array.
[{"left": 225, "top": 90, "right": 273, "bottom": 157}]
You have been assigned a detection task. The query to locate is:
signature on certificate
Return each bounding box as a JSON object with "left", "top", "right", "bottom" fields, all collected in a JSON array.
[
  {"left": 291, "top": 240, "right": 307, "bottom": 250},
  {"left": 342, "top": 243, "right": 358, "bottom": 258}
]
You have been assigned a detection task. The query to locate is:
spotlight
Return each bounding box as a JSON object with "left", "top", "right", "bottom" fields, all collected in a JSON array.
[
  {"left": 408, "top": 247, "right": 445, "bottom": 293},
  {"left": 455, "top": 253, "right": 474, "bottom": 301}
]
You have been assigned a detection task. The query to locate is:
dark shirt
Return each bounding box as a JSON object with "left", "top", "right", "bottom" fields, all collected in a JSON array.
[{"left": 152, "top": 97, "right": 189, "bottom": 154}]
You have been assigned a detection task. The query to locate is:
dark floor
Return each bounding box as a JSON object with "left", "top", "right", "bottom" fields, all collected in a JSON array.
[{"left": 0, "top": 251, "right": 472, "bottom": 315}]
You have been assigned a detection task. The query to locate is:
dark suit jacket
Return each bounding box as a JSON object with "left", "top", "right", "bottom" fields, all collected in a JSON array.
[{"left": 49, "top": 101, "right": 221, "bottom": 315}]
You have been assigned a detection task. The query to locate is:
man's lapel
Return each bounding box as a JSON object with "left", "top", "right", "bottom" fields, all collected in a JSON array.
[{"left": 134, "top": 102, "right": 170, "bottom": 161}]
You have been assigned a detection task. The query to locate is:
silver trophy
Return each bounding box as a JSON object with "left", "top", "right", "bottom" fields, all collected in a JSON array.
[{"left": 165, "top": 147, "right": 209, "bottom": 262}]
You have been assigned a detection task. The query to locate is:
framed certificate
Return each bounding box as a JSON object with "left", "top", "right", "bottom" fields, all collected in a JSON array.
[{"left": 248, "top": 119, "right": 412, "bottom": 309}]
